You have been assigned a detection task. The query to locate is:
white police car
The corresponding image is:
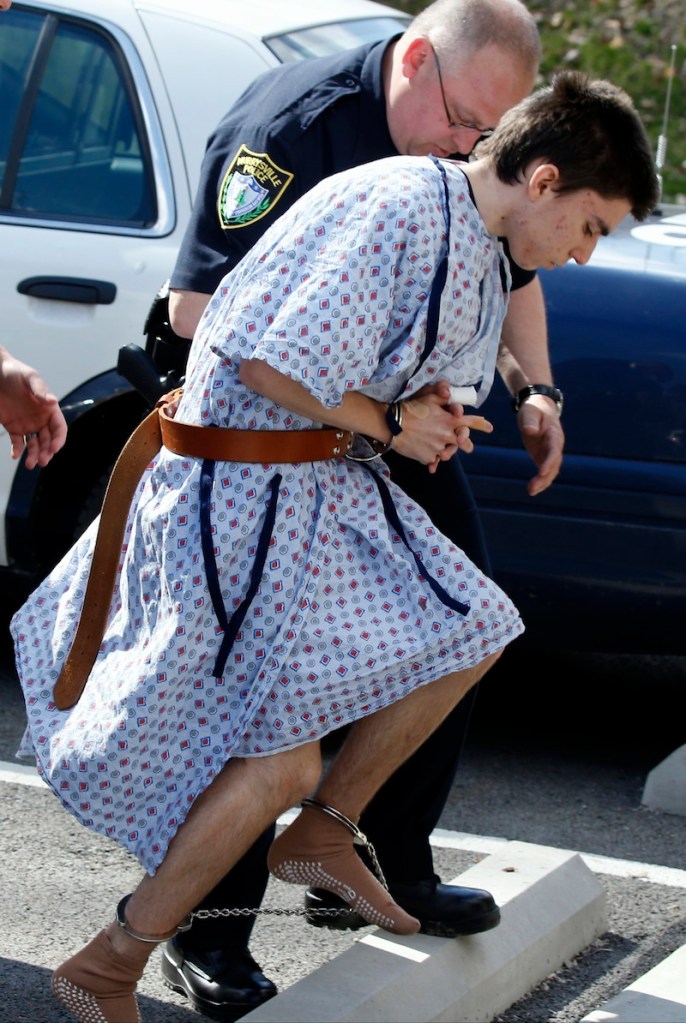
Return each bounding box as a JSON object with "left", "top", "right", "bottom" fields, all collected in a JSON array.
[{"left": 0, "top": 0, "right": 410, "bottom": 592}]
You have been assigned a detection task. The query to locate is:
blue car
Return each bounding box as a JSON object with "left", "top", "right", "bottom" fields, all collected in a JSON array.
[{"left": 465, "top": 202, "right": 686, "bottom": 654}]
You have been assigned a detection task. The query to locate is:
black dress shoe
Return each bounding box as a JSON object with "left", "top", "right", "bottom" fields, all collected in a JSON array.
[
  {"left": 161, "top": 939, "right": 277, "bottom": 1021},
  {"left": 305, "top": 876, "right": 501, "bottom": 938}
]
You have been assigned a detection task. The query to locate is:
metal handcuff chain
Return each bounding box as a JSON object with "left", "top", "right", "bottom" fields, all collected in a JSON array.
[
  {"left": 193, "top": 798, "right": 389, "bottom": 922},
  {"left": 192, "top": 905, "right": 344, "bottom": 920}
]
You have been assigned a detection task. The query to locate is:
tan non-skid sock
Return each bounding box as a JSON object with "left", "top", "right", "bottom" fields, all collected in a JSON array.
[
  {"left": 52, "top": 923, "right": 146, "bottom": 1023},
  {"left": 268, "top": 802, "right": 420, "bottom": 935}
]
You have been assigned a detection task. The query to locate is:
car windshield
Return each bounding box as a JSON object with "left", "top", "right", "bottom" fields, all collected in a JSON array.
[{"left": 265, "top": 17, "right": 409, "bottom": 61}]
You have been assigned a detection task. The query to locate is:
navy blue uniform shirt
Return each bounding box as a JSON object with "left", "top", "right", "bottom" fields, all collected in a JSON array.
[{"left": 171, "top": 37, "right": 534, "bottom": 295}]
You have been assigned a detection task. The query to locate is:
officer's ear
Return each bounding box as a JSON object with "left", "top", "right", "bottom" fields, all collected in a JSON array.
[{"left": 400, "top": 35, "right": 432, "bottom": 81}]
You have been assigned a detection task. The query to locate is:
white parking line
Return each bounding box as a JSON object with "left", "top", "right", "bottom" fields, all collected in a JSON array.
[
  {"left": 3, "top": 759, "right": 685, "bottom": 889},
  {"left": 429, "top": 826, "right": 686, "bottom": 889},
  {"left": 0, "top": 759, "right": 47, "bottom": 788}
]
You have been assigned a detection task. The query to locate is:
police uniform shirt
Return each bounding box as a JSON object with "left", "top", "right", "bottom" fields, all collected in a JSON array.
[{"left": 171, "top": 37, "right": 534, "bottom": 297}]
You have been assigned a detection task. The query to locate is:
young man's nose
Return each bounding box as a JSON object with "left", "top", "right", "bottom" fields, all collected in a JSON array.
[{"left": 572, "top": 237, "right": 598, "bottom": 266}]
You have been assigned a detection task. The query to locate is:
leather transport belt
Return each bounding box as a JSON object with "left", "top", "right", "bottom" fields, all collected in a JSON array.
[{"left": 52, "top": 389, "right": 353, "bottom": 710}]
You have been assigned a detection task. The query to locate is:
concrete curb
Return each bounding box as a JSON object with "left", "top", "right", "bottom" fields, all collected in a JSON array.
[
  {"left": 580, "top": 942, "right": 686, "bottom": 1022},
  {"left": 642, "top": 743, "right": 686, "bottom": 815},
  {"left": 242, "top": 840, "right": 607, "bottom": 1022}
]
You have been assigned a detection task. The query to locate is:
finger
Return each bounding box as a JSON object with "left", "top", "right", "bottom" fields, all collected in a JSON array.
[
  {"left": 26, "top": 378, "right": 53, "bottom": 403},
  {"left": 452, "top": 425, "right": 474, "bottom": 453},
  {"left": 527, "top": 464, "right": 561, "bottom": 497},
  {"left": 461, "top": 415, "right": 493, "bottom": 434},
  {"left": 22, "top": 430, "right": 43, "bottom": 470},
  {"left": 47, "top": 409, "right": 68, "bottom": 455},
  {"left": 437, "top": 441, "right": 459, "bottom": 464},
  {"left": 8, "top": 430, "right": 25, "bottom": 461}
]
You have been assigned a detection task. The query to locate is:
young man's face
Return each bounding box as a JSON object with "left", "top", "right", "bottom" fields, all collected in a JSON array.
[
  {"left": 389, "top": 37, "right": 536, "bottom": 159},
  {"left": 507, "top": 165, "right": 632, "bottom": 272}
]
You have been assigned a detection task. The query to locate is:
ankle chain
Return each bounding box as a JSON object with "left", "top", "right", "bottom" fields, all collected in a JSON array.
[
  {"left": 116, "top": 895, "right": 193, "bottom": 943},
  {"left": 193, "top": 904, "right": 350, "bottom": 920},
  {"left": 300, "top": 797, "right": 389, "bottom": 890}
]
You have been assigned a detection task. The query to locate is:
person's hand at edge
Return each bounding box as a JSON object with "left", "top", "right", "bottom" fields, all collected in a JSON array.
[{"left": 0, "top": 346, "right": 68, "bottom": 469}]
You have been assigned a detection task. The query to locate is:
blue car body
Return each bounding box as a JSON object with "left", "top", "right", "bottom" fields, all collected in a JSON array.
[{"left": 466, "top": 203, "right": 686, "bottom": 654}]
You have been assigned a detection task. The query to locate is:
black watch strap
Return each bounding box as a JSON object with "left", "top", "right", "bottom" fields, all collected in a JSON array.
[{"left": 512, "top": 384, "right": 563, "bottom": 415}]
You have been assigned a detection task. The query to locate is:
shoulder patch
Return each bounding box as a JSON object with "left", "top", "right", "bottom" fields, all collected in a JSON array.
[{"left": 217, "top": 145, "right": 294, "bottom": 230}]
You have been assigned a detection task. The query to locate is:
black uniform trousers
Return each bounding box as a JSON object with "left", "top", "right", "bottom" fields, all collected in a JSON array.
[{"left": 186, "top": 451, "right": 491, "bottom": 950}]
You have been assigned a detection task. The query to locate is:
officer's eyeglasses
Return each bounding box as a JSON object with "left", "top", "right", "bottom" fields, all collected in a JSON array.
[{"left": 430, "top": 43, "right": 495, "bottom": 138}]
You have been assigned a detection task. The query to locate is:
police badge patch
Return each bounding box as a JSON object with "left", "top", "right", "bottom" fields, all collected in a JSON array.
[{"left": 217, "top": 145, "right": 294, "bottom": 230}]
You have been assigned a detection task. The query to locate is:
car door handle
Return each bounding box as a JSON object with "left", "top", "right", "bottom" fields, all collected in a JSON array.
[{"left": 17, "top": 276, "right": 117, "bottom": 305}]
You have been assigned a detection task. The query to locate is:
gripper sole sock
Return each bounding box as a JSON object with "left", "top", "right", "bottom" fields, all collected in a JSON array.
[
  {"left": 52, "top": 923, "right": 147, "bottom": 1023},
  {"left": 267, "top": 802, "right": 420, "bottom": 936}
]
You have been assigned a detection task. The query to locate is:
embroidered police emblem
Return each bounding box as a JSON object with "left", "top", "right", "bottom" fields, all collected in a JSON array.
[{"left": 217, "top": 145, "right": 294, "bottom": 230}]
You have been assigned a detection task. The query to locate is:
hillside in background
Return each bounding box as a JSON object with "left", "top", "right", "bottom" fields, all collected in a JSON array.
[{"left": 393, "top": 0, "right": 686, "bottom": 202}]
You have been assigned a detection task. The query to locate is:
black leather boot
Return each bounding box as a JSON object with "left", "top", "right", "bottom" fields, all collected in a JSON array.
[
  {"left": 161, "top": 939, "right": 277, "bottom": 1022},
  {"left": 305, "top": 875, "right": 501, "bottom": 938}
]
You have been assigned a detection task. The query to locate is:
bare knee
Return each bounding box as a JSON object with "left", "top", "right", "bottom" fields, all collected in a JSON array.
[
  {"left": 286, "top": 743, "right": 322, "bottom": 804},
  {"left": 258, "top": 741, "right": 321, "bottom": 809}
]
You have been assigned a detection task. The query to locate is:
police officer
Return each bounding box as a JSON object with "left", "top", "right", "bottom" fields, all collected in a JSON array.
[{"left": 160, "top": 0, "right": 565, "bottom": 1017}]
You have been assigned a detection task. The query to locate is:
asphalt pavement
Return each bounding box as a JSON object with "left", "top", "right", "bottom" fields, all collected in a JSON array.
[{"left": 1, "top": 636, "right": 685, "bottom": 1022}]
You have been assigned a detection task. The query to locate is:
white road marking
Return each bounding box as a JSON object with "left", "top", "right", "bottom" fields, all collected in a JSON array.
[{"left": 3, "top": 759, "right": 684, "bottom": 889}]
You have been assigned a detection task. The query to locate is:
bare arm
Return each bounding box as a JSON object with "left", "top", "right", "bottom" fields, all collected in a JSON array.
[
  {"left": 499, "top": 277, "right": 552, "bottom": 388},
  {"left": 168, "top": 289, "right": 212, "bottom": 340},
  {"left": 499, "top": 277, "right": 565, "bottom": 497},
  {"left": 239, "top": 358, "right": 491, "bottom": 471}
]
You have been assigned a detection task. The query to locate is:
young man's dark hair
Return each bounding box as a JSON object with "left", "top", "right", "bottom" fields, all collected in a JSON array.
[{"left": 482, "top": 71, "right": 659, "bottom": 218}]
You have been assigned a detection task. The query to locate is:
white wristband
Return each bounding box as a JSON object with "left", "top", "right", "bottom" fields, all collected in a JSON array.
[{"left": 448, "top": 385, "right": 477, "bottom": 406}]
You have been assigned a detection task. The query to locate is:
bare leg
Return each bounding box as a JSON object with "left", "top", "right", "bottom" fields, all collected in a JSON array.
[
  {"left": 319, "top": 654, "right": 501, "bottom": 815},
  {"left": 53, "top": 742, "right": 321, "bottom": 1023},
  {"left": 52, "top": 654, "right": 502, "bottom": 1020},
  {"left": 268, "top": 652, "right": 501, "bottom": 934},
  {"left": 127, "top": 742, "right": 322, "bottom": 936}
]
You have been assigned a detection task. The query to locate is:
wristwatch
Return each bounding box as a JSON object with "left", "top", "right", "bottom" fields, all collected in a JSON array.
[{"left": 512, "top": 384, "right": 564, "bottom": 416}]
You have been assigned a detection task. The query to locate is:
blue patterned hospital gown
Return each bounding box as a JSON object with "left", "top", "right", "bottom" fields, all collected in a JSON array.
[{"left": 12, "top": 156, "right": 523, "bottom": 872}]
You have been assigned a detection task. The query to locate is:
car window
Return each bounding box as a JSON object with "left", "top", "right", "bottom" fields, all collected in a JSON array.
[
  {"left": 265, "top": 16, "right": 409, "bottom": 61},
  {"left": 0, "top": 7, "right": 156, "bottom": 226},
  {"left": 0, "top": 8, "right": 39, "bottom": 168},
  {"left": 137, "top": 9, "right": 410, "bottom": 202}
]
